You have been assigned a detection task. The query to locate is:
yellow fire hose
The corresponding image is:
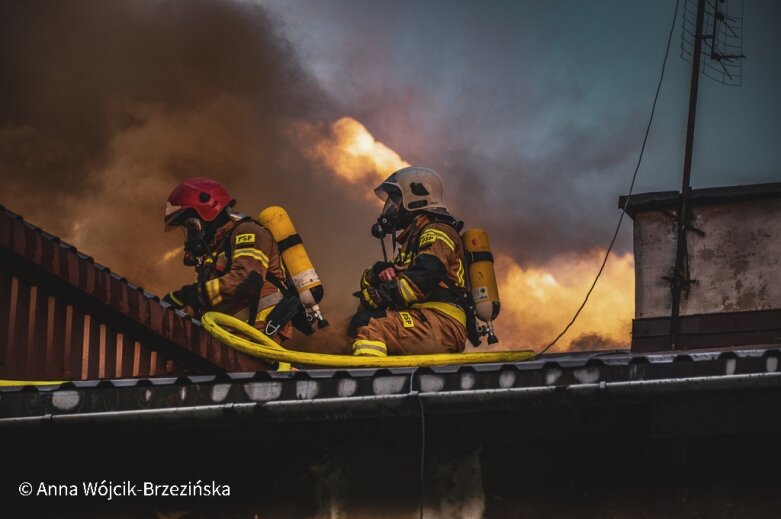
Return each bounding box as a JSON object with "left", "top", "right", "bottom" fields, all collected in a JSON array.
[
  {"left": 201, "top": 311, "right": 537, "bottom": 368},
  {"left": 0, "top": 313, "right": 536, "bottom": 386},
  {"left": 0, "top": 379, "right": 65, "bottom": 387}
]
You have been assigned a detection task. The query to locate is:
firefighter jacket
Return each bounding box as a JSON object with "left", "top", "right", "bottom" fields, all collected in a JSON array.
[
  {"left": 200, "top": 216, "right": 291, "bottom": 336},
  {"left": 360, "top": 213, "right": 467, "bottom": 328}
]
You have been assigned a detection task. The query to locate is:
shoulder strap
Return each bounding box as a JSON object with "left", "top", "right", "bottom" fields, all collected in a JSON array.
[
  {"left": 440, "top": 274, "right": 482, "bottom": 347},
  {"left": 412, "top": 219, "right": 481, "bottom": 347}
]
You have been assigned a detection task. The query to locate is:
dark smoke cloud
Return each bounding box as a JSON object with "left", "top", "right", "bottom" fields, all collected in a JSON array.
[
  {"left": 0, "top": 0, "right": 386, "bottom": 353},
  {"left": 439, "top": 110, "right": 644, "bottom": 263},
  {"left": 0, "top": 0, "right": 644, "bottom": 353},
  {"left": 262, "top": 0, "right": 652, "bottom": 267}
]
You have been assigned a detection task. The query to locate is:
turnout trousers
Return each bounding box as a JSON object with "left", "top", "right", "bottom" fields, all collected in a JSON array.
[{"left": 351, "top": 306, "right": 467, "bottom": 356}]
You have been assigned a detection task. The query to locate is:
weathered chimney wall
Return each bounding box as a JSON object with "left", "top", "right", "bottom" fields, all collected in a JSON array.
[
  {"left": 633, "top": 197, "right": 781, "bottom": 318},
  {"left": 621, "top": 182, "right": 781, "bottom": 352}
]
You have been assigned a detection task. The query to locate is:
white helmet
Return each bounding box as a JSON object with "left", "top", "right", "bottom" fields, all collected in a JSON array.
[{"left": 374, "top": 166, "right": 447, "bottom": 214}]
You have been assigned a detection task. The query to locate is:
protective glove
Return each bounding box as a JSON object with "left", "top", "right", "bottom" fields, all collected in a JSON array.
[
  {"left": 353, "top": 281, "right": 403, "bottom": 310},
  {"left": 162, "top": 283, "right": 202, "bottom": 310},
  {"left": 354, "top": 286, "right": 386, "bottom": 310}
]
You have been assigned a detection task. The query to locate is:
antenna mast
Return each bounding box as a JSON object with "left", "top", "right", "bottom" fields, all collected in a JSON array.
[{"left": 669, "top": 0, "right": 745, "bottom": 349}]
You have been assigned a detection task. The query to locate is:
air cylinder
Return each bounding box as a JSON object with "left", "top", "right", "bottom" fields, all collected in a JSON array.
[
  {"left": 461, "top": 228, "right": 500, "bottom": 343},
  {"left": 258, "top": 206, "right": 327, "bottom": 326}
]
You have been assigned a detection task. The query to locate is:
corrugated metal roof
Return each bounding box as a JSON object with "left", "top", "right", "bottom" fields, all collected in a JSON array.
[{"left": 2, "top": 346, "right": 779, "bottom": 424}]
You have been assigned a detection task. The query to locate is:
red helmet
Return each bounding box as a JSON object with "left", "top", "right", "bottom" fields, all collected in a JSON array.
[{"left": 164, "top": 177, "right": 236, "bottom": 229}]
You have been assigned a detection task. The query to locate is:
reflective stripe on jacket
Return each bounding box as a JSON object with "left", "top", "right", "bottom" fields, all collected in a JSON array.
[{"left": 202, "top": 218, "right": 287, "bottom": 318}]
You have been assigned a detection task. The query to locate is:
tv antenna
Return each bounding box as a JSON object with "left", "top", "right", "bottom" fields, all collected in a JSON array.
[
  {"left": 682, "top": 0, "right": 746, "bottom": 85},
  {"left": 669, "top": 0, "right": 746, "bottom": 349}
]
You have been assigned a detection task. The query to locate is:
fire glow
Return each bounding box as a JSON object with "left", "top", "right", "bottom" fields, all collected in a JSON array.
[
  {"left": 493, "top": 250, "right": 635, "bottom": 351},
  {"left": 161, "top": 246, "right": 184, "bottom": 264},
  {"left": 291, "top": 116, "right": 409, "bottom": 190}
]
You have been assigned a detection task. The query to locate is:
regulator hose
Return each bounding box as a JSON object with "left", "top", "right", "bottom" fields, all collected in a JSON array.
[{"left": 201, "top": 311, "right": 536, "bottom": 368}]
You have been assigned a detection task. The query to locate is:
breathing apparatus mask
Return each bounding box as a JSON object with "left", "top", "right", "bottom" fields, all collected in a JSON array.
[
  {"left": 177, "top": 217, "right": 209, "bottom": 266},
  {"left": 181, "top": 206, "right": 236, "bottom": 266},
  {"left": 371, "top": 190, "right": 414, "bottom": 239}
]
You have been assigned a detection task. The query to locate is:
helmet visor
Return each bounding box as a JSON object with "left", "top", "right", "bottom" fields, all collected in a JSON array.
[
  {"left": 374, "top": 173, "right": 400, "bottom": 202},
  {"left": 380, "top": 191, "right": 403, "bottom": 221},
  {"left": 164, "top": 202, "right": 184, "bottom": 231},
  {"left": 164, "top": 202, "right": 204, "bottom": 231}
]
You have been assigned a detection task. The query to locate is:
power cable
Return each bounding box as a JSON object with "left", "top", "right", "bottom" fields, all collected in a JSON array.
[
  {"left": 417, "top": 392, "right": 426, "bottom": 519},
  {"left": 536, "top": 0, "right": 681, "bottom": 357},
  {"left": 407, "top": 369, "right": 426, "bottom": 519}
]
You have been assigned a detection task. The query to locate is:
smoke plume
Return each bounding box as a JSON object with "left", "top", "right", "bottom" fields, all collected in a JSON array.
[{"left": 1, "top": 0, "right": 634, "bottom": 353}]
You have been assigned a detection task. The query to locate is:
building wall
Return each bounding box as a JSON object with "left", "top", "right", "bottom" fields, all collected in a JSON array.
[
  {"left": 634, "top": 198, "right": 781, "bottom": 318},
  {"left": 6, "top": 384, "right": 781, "bottom": 518}
]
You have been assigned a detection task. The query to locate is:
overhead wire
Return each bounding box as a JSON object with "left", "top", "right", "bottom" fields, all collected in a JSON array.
[{"left": 535, "top": 0, "right": 682, "bottom": 358}]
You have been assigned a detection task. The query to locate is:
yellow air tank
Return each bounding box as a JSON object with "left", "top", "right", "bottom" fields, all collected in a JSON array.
[
  {"left": 258, "top": 206, "right": 328, "bottom": 327},
  {"left": 461, "top": 228, "right": 500, "bottom": 344}
]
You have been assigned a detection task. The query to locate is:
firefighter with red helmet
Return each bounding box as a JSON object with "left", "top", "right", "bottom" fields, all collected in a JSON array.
[
  {"left": 162, "top": 177, "right": 292, "bottom": 340},
  {"left": 349, "top": 167, "right": 468, "bottom": 356}
]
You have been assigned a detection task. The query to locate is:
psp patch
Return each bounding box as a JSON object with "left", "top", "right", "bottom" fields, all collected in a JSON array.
[
  {"left": 235, "top": 233, "right": 255, "bottom": 246},
  {"left": 419, "top": 233, "right": 437, "bottom": 247},
  {"left": 399, "top": 311, "right": 415, "bottom": 328}
]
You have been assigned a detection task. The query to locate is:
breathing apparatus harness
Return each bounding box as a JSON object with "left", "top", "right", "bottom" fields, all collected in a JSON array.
[
  {"left": 184, "top": 212, "right": 314, "bottom": 337},
  {"left": 176, "top": 210, "right": 230, "bottom": 318},
  {"left": 371, "top": 210, "right": 486, "bottom": 348}
]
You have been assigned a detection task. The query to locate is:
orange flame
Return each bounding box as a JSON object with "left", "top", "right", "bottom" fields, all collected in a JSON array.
[
  {"left": 290, "top": 117, "right": 409, "bottom": 193},
  {"left": 161, "top": 245, "right": 184, "bottom": 264},
  {"left": 493, "top": 250, "right": 635, "bottom": 352}
]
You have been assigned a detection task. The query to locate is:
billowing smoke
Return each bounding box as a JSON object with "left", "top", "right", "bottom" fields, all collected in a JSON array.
[
  {"left": 261, "top": 0, "right": 643, "bottom": 351},
  {"left": 0, "top": 0, "right": 634, "bottom": 353}
]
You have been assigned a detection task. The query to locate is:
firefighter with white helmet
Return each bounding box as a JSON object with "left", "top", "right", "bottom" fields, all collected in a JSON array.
[
  {"left": 161, "top": 177, "right": 293, "bottom": 341},
  {"left": 350, "top": 166, "right": 469, "bottom": 356}
]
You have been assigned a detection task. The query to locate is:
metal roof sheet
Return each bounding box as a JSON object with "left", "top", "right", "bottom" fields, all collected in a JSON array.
[{"left": 2, "top": 346, "right": 779, "bottom": 424}]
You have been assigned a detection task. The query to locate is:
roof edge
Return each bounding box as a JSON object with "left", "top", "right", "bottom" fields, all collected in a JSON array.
[{"left": 618, "top": 181, "right": 781, "bottom": 218}]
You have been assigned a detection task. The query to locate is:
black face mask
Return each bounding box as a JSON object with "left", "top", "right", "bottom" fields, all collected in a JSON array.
[
  {"left": 371, "top": 218, "right": 391, "bottom": 239},
  {"left": 372, "top": 191, "right": 414, "bottom": 238},
  {"left": 181, "top": 217, "right": 214, "bottom": 266},
  {"left": 380, "top": 191, "right": 403, "bottom": 220}
]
